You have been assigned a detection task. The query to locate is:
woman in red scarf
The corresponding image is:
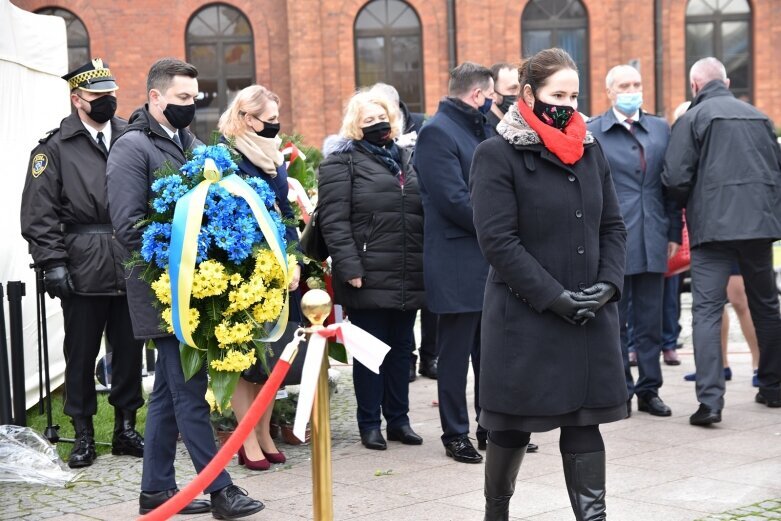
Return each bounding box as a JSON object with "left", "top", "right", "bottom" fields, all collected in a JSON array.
[{"left": 470, "top": 48, "right": 627, "bottom": 521}]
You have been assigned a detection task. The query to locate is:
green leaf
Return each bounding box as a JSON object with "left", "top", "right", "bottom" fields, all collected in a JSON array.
[
  {"left": 180, "top": 342, "right": 204, "bottom": 381},
  {"left": 210, "top": 368, "right": 240, "bottom": 411},
  {"left": 328, "top": 340, "right": 348, "bottom": 364}
]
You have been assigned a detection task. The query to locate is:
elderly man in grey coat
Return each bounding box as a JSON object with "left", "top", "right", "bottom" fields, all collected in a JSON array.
[
  {"left": 663, "top": 57, "right": 781, "bottom": 426},
  {"left": 588, "top": 64, "right": 682, "bottom": 419}
]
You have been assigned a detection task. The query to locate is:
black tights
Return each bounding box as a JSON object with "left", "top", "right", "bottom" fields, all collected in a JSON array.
[{"left": 488, "top": 425, "right": 604, "bottom": 454}]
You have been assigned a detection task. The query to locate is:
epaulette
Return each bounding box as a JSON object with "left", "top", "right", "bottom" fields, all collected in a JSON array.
[{"left": 38, "top": 127, "right": 60, "bottom": 144}]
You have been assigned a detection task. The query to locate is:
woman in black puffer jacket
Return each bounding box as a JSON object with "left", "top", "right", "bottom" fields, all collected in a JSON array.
[{"left": 318, "top": 89, "right": 424, "bottom": 450}]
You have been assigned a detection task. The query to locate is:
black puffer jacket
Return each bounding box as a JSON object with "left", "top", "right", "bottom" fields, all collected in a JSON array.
[
  {"left": 21, "top": 113, "right": 128, "bottom": 295},
  {"left": 317, "top": 139, "right": 424, "bottom": 310}
]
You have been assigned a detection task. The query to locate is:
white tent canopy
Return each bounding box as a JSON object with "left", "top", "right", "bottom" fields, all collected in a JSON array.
[{"left": 1, "top": 0, "right": 70, "bottom": 410}]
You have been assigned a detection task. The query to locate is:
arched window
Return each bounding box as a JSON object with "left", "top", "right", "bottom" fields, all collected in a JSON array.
[
  {"left": 521, "top": 0, "right": 590, "bottom": 114},
  {"left": 36, "top": 7, "right": 90, "bottom": 71},
  {"left": 686, "top": 0, "right": 752, "bottom": 101},
  {"left": 354, "top": 0, "right": 424, "bottom": 113},
  {"left": 186, "top": 3, "right": 255, "bottom": 140}
]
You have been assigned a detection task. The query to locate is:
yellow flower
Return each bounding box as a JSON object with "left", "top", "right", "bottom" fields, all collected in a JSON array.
[
  {"left": 161, "top": 306, "right": 199, "bottom": 334},
  {"left": 205, "top": 388, "right": 220, "bottom": 413},
  {"left": 214, "top": 320, "right": 254, "bottom": 347},
  {"left": 151, "top": 272, "right": 172, "bottom": 305},
  {"left": 229, "top": 273, "right": 243, "bottom": 286},
  {"left": 192, "top": 260, "right": 229, "bottom": 298},
  {"left": 210, "top": 349, "right": 257, "bottom": 372}
]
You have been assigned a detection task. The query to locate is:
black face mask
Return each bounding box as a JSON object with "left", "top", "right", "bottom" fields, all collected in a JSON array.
[
  {"left": 257, "top": 121, "right": 280, "bottom": 139},
  {"left": 532, "top": 99, "right": 575, "bottom": 130},
  {"left": 497, "top": 93, "right": 518, "bottom": 115},
  {"left": 163, "top": 102, "right": 196, "bottom": 130},
  {"left": 361, "top": 121, "right": 392, "bottom": 146},
  {"left": 81, "top": 94, "right": 117, "bottom": 124}
]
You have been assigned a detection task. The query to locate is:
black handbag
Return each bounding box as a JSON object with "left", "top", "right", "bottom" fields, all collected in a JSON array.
[
  {"left": 299, "top": 208, "right": 329, "bottom": 262},
  {"left": 242, "top": 322, "right": 306, "bottom": 386}
]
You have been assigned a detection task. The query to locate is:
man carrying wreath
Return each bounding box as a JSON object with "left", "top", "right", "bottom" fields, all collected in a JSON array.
[{"left": 107, "top": 58, "right": 265, "bottom": 519}]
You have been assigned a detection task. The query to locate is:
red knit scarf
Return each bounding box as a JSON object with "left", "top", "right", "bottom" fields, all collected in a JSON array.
[{"left": 516, "top": 100, "right": 586, "bottom": 165}]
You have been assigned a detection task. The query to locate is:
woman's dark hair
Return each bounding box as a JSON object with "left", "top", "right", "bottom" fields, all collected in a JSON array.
[{"left": 518, "top": 48, "right": 577, "bottom": 95}]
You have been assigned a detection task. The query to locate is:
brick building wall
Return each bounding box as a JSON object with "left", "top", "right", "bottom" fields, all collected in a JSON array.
[{"left": 13, "top": 0, "right": 781, "bottom": 148}]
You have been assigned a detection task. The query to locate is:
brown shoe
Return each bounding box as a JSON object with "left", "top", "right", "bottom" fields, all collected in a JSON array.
[{"left": 663, "top": 349, "right": 681, "bottom": 366}]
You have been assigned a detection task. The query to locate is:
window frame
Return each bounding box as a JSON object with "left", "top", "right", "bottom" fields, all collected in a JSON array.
[
  {"left": 685, "top": 0, "right": 753, "bottom": 101},
  {"left": 353, "top": 0, "right": 425, "bottom": 113},
  {"left": 521, "top": 0, "right": 590, "bottom": 114}
]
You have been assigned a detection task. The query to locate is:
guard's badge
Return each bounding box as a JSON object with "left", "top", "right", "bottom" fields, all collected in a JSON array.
[{"left": 31, "top": 153, "right": 48, "bottom": 178}]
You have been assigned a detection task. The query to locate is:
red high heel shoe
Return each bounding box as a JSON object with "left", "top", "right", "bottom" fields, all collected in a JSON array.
[
  {"left": 237, "top": 446, "right": 270, "bottom": 471},
  {"left": 262, "top": 448, "right": 286, "bottom": 464}
]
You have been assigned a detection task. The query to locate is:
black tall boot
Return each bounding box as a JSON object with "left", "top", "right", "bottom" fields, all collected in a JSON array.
[
  {"left": 562, "top": 451, "right": 607, "bottom": 521},
  {"left": 69, "top": 417, "right": 97, "bottom": 468},
  {"left": 112, "top": 408, "right": 145, "bottom": 457},
  {"left": 484, "top": 442, "right": 527, "bottom": 521}
]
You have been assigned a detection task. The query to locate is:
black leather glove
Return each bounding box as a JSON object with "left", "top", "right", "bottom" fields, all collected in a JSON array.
[
  {"left": 43, "top": 266, "right": 75, "bottom": 299},
  {"left": 573, "top": 282, "right": 616, "bottom": 312},
  {"left": 548, "top": 290, "right": 599, "bottom": 325}
]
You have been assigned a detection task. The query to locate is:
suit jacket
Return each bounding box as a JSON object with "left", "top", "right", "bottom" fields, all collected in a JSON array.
[{"left": 589, "top": 109, "right": 681, "bottom": 275}]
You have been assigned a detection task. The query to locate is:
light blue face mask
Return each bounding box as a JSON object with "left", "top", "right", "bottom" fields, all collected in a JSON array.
[{"left": 615, "top": 92, "right": 643, "bottom": 115}]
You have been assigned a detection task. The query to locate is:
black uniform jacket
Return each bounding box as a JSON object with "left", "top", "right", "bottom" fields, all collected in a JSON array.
[
  {"left": 21, "top": 113, "right": 128, "bottom": 295},
  {"left": 107, "top": 106, "right": 199, "bottom": 339},
  {"left": 471, "top": 128, "right": 628, "bottom": 417}
]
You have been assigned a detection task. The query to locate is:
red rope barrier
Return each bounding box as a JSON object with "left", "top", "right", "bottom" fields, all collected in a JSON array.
[{"left": 138, "top": 360, "right": 291, "bottom": 520}]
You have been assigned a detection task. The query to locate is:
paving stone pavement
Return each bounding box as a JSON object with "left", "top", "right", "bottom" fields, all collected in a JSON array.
[{"left": 2, "top": 296, "right": 781, "bottom": 520}]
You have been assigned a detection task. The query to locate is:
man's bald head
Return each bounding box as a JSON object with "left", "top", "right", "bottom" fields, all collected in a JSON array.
[{"left": 689, "top": 57, "right": 729, "bottom": 97}]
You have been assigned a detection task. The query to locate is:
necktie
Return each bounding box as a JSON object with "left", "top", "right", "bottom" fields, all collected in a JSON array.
[
  {"left": 625, "top": 118, "right": 646, "bottom": 174},
  {"left": 172, "top": 131, "right": 182, "bottom": 149},
  {"left": 96, "top": 131, "right": 108, "bottom": 155}
]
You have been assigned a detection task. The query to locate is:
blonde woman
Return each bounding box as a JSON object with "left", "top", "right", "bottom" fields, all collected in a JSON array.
[
  {"left": 317, "top": 90, "right": 425, "bottom": 450},
  {"left": 218, "top": 85, "right": 302, "bottom": 470}
]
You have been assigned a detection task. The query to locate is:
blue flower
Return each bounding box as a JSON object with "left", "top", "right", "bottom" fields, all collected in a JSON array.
[
  {"left": 243, "top": 177, "right": 276, "bottom": 209},
  {"left": 180, "top": 145, "right": 237, "bottom": 179},
  {"left": 151, "top": 175, "right": 189, "bottom": 213},
  {"left": 141, "top": 222, "right": 172, "bottom": 268}
]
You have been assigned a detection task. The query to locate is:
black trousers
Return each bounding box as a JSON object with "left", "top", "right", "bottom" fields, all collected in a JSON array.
[
  {"left": 690, "top": 239, "right": 781, "bottom": 410},
  {"left": 437, "top": 311, "right": 485, "bottom": 444},
  {"left": 60, "top": 294, "right": 144, "bottom": 418},
  {"left": 411, "top": 307, "right": 439, "bottom": 365},
  {"left": 347, "top": 308, "right": 416, "bottom": 432}
]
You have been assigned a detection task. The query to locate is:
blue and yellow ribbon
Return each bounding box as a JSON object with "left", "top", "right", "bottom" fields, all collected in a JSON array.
[{"left": 169, "top": 158, "right": 289, "bottom": 349}]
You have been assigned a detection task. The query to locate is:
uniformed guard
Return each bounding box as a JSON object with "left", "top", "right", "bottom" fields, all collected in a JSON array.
[{"left": 20, "top": 59, "right": 145, "bottom": 468}]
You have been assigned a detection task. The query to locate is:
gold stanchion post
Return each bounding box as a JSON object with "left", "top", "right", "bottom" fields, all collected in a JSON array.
[{"left": 300, "top": 289, "right": 334, "bottom": 520}]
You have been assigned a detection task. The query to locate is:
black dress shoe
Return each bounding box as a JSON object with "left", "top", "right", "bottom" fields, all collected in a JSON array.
[
  {"left": 637, "top": 394, "right": 672, "bottom": 416},
  {"left": 360, "top": 429, "right": 387, "bottom": 450},
  {"left": 444, "top": 437, "right": 483, "bottom": 463},
  {"left": 689, "top": 403, "right": 722, "bottom": 426},
  {"left": 211, "top": 484, "right": 264, "bottom": 520},
  {"left": 526, "top": 442, "right": 539, "bottom": 453},
  {"left": 139, "top": 489, "right": 211, "bottom": 515},
  {"left": 419, "top": 358, "right": 438, "bottom": 379},
  {"left": 756, "top": 388, "right": 781, "bottom": 408},
  {"left": 387, "top": 424, "right": 423, "bottom": 445}
]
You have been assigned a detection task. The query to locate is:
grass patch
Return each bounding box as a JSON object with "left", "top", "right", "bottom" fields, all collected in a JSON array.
[{"left": 25, "top": 388, "right": 147, "bottom": 461}]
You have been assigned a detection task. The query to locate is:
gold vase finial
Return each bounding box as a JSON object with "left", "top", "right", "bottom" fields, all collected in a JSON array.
[{"left": 301, "top": 289, "right": 332, "bottom": 327}]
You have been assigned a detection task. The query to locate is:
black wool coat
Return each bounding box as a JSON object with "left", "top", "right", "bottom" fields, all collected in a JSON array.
[
  {"left": 471, "top": 120, "right": 628, "bottom": 417},
  {"left": 317, "top": 140, "right": 424, "bottom": 311}
]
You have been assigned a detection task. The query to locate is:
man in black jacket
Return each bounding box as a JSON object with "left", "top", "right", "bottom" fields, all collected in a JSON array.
[
  {"left": 107, "top": 58, "right": 264, "bottom": 518},
  {"left": 663, "top": 57, "right": 781, "bottom": 425},
  {"left": 21, "top": 59, "right": 144, "bottom": 469}
]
